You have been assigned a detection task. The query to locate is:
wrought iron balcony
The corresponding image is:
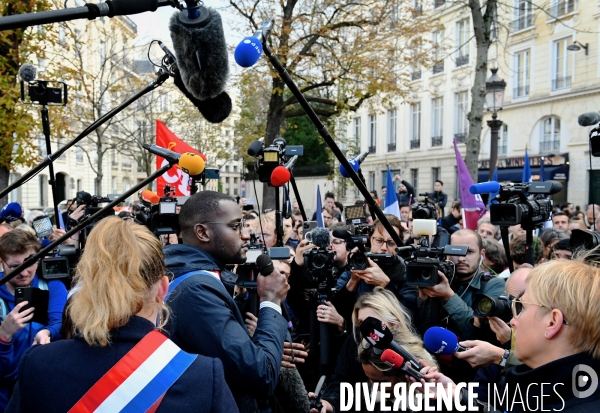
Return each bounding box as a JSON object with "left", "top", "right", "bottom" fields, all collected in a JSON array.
[
  {"left": 547, "top": 0, "right": 576, "bottom": 18},
  {"left": 432, "top": 62, "right": 444, "bottom": 74},
  {"left": 454, "top": 133, "right": 467, "bottom": 144},
  {"left": 456, "top": 54, "right": 469, "bottom": 67},
  {"left": 434, "top": 0, "right": 445, "bottom": 8},
  {"left": 511, "top": 14, "right": 534, "bottom": 31},
  {"left": 411, "top": 70, "right": 422, "bottom": 81},
  {"left": 513, "top": 85, "right": 530, "bottom": 98},
  {"left": 540, "top": 140, "right": 560, "bottom": 153},
  {"left": 431, "top": 136, "right": 443, "bottom": 147},
  {"left": 552, "top": 76, "right": 571, "bottom": 91},
  {"left": 388, "top": 143, "right": 396, "bottom": 152},
  {"left": 410, "top": 139, "right": 420, "bottom": 149},
  {"left": 368, "top": 145, "right": 377, "bottom": 154}
]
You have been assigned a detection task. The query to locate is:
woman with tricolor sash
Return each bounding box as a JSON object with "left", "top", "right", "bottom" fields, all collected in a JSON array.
[{"left": 6, "top": 217, "right": 238, "bottom": 413}]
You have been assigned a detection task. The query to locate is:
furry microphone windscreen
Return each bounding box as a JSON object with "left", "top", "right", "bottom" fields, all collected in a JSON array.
[
  {"left": 169, "top": 8, "right": 229, "bottom": 101},
  {"left": 173, "top": 70, "right": 231, "bottom": 123},
  {"left": 18, "top": 64, "right": 37, "bottom": 82}
]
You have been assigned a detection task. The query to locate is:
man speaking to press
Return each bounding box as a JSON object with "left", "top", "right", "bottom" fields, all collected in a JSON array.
[{"left": 164, "top": 191, "right": 290, "bottom": 413}]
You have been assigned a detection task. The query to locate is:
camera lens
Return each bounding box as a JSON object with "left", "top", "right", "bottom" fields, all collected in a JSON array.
[
  {"left": 312, "top": 253, "right": 327, "bottom": 270},
  {"left": 351, "top": 253, "right": 368, "bottom": 270},
  {"left": 477, "top": 297, "right": 493, "bottom": 315}
]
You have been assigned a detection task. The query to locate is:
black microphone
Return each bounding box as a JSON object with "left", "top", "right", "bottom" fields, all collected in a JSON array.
[
  {"left": 307, "top": 227, "right": 331, "bottom": 249},
  {"left": 359, "top": 316, "right": 424, "bottom": 370},
  {"left": 18, "top": 63, "right": 37, "bottom": 82},
  {"left": 256, "top": 254, "right": 274, "bottom": 276},
  {"left": 578, "top": 112, "right": 600, "bottom": 126},
  {"left": 247, "top": 139, "right": 265, "bottom": 156}
]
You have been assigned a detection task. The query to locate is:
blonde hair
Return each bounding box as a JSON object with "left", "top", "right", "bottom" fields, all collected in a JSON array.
[
  {"left": 353, "top": 287, "right": 437, "bottom": 370},
  {"left": 526, "top": 258, "right": 600, "bottom": 360},
  {"left": 260, "top": 212, "right": 290, "bottom": 244},
  {"left": 69, "top": 217, "right": 167, "bottom": 346}
]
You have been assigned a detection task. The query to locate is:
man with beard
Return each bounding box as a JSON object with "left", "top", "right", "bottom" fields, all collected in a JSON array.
[{"left": 164, "top": 191, "right": 290, "bottom": 413}]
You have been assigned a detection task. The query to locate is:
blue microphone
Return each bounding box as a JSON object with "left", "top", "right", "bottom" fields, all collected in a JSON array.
[
  {"left": 469, "top": 181, "right": 500, "bottom": 195},
  {"left": 339, "top": 151, "right": 369, "bottom": 178},
  {"left": 423, "top": 327, "right": 467, "bottom": 356},
  {"left": 234, "top": 20, "right": 274, "bottom": 68}
]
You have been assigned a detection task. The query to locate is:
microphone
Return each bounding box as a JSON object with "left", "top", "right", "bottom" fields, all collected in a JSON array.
[
  {"left": 339, "top": 151, "right": 369, "bottom": 178},
  {"left": 142, "top": 144, "right": 205, "bottom": 176},
  {"left": 359, "top": 316, "right": 424, "bottom": 370},
  {"left": 140, "top": 189, "right": 160, "bottom": 205},
  {"left": 169, "top": 6, "right": 229, "bottom": 102},
  {"left": 380, "top": 350, "right": 427, "bottom": 381},
  {"left": 234, "top": 20, "right": 275, "bottom": 68},
  {"left": 270, "top": 156, "right": 298, "bottom": 187},
  {"left": 308, "top": 227, "right": 331, "bottom": 249},
  {"left": 331, "top": 229, "right": 352, "bottom": 240},
  {"left": 469, "top": 181, "right": 500, "bottom": 195},
  {"left": 18, "top": 63, "right": 37, "bottom": 82},
  {"left": 256, "top": 254, "right": 274, "bottom": 276},
  {"left": 247, "top": 139, "right": 265, "bottom": 156},
  {"left": 578, "top": 112, "right": 600, "bottom": 126},
  {"left": 423, "top": 327, "right": 467, "bottom": 356}
]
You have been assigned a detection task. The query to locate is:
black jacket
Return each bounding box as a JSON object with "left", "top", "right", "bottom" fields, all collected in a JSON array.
[
  {"left": 5, "top": 316, "right": 238, "bottom": 413},
  {"left": 397, "top": 180, "right": 415, "bottom": 206},
  {"left": 164, "top": 244, "right": 289, "bottom": 413},
  {"left": 428, "top": 191, "right": 448, "bottom": 210}
]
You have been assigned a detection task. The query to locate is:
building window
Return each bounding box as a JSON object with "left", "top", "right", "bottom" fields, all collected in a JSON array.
[
  {"left": 434, "top": 0, "right": 445, "bottom": 8},
  {"left": 368, "top": 114, "right": 377, "bottom": 153},
  {"left": 514, "top": 49, "right": 530, "bottom": 98},
  {"left": 540, "top": 117, "right": 561, "bottom": 153},
  {"left": 225, "top": 177, "right": 230, "bottom": 183},
  {"left": 353, "top": 117, "right": 361, "bottom": 141},
  {"left": 112, "top": 177, "right": 118, "bottom": 194},
  {"left": 122, "top": 178, "right": 130, "bottom": 194},
  {"left": 387, "top": 109, "right": 397, "bottom": 152},
  {"left": 369, "top": 171, "right": 376, "bottom": 191},
  {"left": 513, "top": 0, "right": 534, "bottom": 31},
  {"left": 39, "top": 174, "right": 47, "bottom": 206},
  {"left": 9, "top": 173, "right": 21, "bottom": 204},
  {"left": 454, "top": 91, "right": 468, "bottom": 143},
  {"left": 76, "top": 145, "right": 84, "bottom": 163},
  {"left": 552, "top": 38, "right": 571, "bottom": 91},
  {"left": 410, "top": 103, "right": 421, "bottom": 149},
  {"left": 431, "top": 97, "right": 444, "bottom": 146},
  {"left": 432, "top": 31, "right": 445, "bottom": 74},
  {"left": 432, "top": 168, "right": 440, "bottom": 188},
  {"left": 77, "top": 179, "right": 83, "bottom": 192},
  {"left": 499, "top": 124, "right": 508, "bottom": 156},
  {"left": 549, "top": 0, "right": 576, "bottom": 18},
  {"left": 411, "top": 169, "right": 419, "bottom": 195},
  {"left": 456, "top": 19, "right": 470, "bottom": 67}
]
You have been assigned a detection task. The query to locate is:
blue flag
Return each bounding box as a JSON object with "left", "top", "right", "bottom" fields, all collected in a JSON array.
[
  {"left": 383, "top": 167, "right": 400, "bottom": 219},
  {"left": 316, "top": 185, "right": 324, "bottom": 228},
  {"left": 522, "top": 149, "right": 531, "bottom": 183}
]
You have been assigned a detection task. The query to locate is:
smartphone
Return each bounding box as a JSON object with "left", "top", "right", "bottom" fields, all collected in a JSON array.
[
  {"left": 302, "top": 221, "right": 318, "bottom": 233},
  {"left": 32, "top": 216, "right": 53, "bottom": 238},
  {"left": 14, "top": 287, "right": 49, "bottom": 324}
]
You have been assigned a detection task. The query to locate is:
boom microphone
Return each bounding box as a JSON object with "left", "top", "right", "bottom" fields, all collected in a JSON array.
[
  {"left": 339, "top": 151, "right": 369, "bottom": 178},
  {"left": 142, "top": 144, "right": 205, "bottom": 176},
  {"left": 380, "top": 350, "right": 427, "bottom": 381},
  {"left": 247, "top": 139, "right": 265, "bottom": 156},
  {"left": 270, "top": 156, "right": 298, "bottom": 187},
  {"left": 423, "top": 327, "right": 467, "bottom": 356},
  {"left": 469, "top": 181, "right": 500, "bottom": 195},
  {"left": 359, "top": 316, "right": 424, "bottom": 370},
  {"left": 18, "top": 63, "right": 37, "bottom": 82},
  {"left": 578, "top": 112, "right": 600, "bottom": 126},
  {"left": 140, "top": 190, "right": 160, "bottom": 205},
  {"left": 309, "top": 227, "right": 331, "bottom": 249},
  {"left": 234, "top": 20, "right": 274, "bottom": 68},
  {"left": 256, "top": 254, "right": 274, "bottom": 276}
]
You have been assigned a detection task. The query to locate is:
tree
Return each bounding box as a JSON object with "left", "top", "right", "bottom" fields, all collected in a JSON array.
[{"left": 230, "top": 0, "right": 442, "bottom": 209}]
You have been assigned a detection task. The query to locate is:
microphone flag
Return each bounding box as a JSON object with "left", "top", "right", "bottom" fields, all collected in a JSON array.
[
  {"left": 155, "top": 120, "right": 207, "bottom": 197},
  {"left": 383, "top": 166, "right": 400, "bottom": 219},
  {"left": 453, "top": 137, "right": 486, "bottom": 230},
  {"left": 316, "top": 185, "right": 324, "bottom": 228}
]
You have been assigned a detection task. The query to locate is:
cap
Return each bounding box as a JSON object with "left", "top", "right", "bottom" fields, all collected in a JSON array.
[{"left": 0, "top": 202, "right": 23, "bottom": 223}]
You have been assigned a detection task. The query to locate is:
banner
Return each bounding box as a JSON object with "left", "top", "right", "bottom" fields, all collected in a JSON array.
[
  {"left": 453, "top": 138, "right": 486, "bottom": 230},
  {"left": 155, "top": 120, "right": 206, "bottom": 197}
]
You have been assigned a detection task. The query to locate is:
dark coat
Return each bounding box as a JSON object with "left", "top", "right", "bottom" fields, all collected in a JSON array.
[
  {"left": 5, "top": 316, "right": 238, "bottom": 413},
  {"left": 397, "top": 180, "right": 415, "bottom": 206},
  {"left": 164, "top": 244, "right": 289, "bottom": 413},
  {"left": 427, "top": 191, "right": 448, "bottom": 210}
]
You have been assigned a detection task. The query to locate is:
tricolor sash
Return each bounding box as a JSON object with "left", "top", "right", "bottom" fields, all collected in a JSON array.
[
  {"left": 165, "top": 270, "right": 221, "bottom": 302},
  {"left": 69, "top": 330, "right": 197, "bottom": 413}
]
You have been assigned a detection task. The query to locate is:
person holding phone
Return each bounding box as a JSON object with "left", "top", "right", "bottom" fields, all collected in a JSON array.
[{"left": 0, "top": 229, "right": 67, "bottom": 411}]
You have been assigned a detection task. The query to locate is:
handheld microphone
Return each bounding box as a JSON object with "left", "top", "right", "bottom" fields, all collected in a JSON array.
[
  {"left": 380, "top": 349, "right": 427, "bottom": 381},
  {"left": 140, "top": 190, "right": 160, "bottom": 205},
  {"left": 339, "top": 151, "right": 369, "bottom": 178},
  {"left": 308, "top": 227, "right": 331, "bottom": 249},
  {"left": 256, "top": 254, "right": 274, "bottom": 276},
  {"left": 469, "top": 181, "right": 500, "bottom": 195},
  {"left": 578, "top": 112, "right": 600, "bottom": 127},
  {"left": 423, "top": 327, "right": 467, "bottom": 356},
  {"left": 247, "top": 139, "right": 265, "bottom": 156},
  {"left": 270, "top": 156, "right": 298, "bottom": 186},
  {"left": 142, "top": 144, "right": 205, "bottom": 176},
  {"left": 234, "top": 20, "right": 274, "bottom": 68},
  {"left": 359, "top": 316, "right": 424, "bottom": 370},
  {"left": 18, "top": 63, "right": 37, "bottom": 82}
]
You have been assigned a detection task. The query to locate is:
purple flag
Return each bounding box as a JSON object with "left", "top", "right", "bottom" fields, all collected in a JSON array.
[{"left": 453, "top": 138, "right": 486, "bottom": 223}]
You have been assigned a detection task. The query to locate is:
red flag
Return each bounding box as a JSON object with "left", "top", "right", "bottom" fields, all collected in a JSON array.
[{"left": 155, "top": 120, "right": 206, "bottom": 197}]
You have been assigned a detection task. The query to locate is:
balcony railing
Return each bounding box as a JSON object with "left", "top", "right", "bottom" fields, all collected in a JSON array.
[
  {"left": 410, "top": 139, "right": 420, "bottom": 149},
  {"left": 388, "top": 143, "right": 396, "bottom": 152},
  {"left": 552, "top": 76, "right": 571, "bottom": 91},
  {"left": 431, "top": 136, "right": 443, "bottom": 147},
  {"left": 540, "top": 140, "right": 560, "bottom": 153},
  {"left": 456, "top": 54, "right": 469, "bottom": 67},
  {"left": 511, "top": 14, "right": 534, "bottom": 31},
  {"left": 368, "top": 145, "right": 377, "bottom": 154},
  {"left": 411, "top": 70, "right": 422, "bottom": 81},
  {"left": 454, "top": 133, "right": 467, "bottom": 143},
  {"left": 434, "top": 0, "right": 445, "bottom": 8},
  {"left": 514, "top": 85, "right": 530, "bottom": 98},
  {"left": 548, "top": 0, "right": 576, "bottom": 18},
  {"left": 432, "top": 62, "right": 444, "bottom": 74}
]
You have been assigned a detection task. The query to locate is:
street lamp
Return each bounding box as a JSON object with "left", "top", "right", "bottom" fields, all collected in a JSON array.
[{"left": 486, "top": 68, "right": 506, "bottom": 181}]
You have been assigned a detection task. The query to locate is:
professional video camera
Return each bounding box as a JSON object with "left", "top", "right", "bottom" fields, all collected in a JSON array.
[
  {"left": 247, "top": 137, "right": 304, "bottom": 184},
  {"left": 301, "top": 227, "right": 336, "bottom": 291},
  {"left": 39, "top": 244, "right": 78, "bottom": 280},
  {"left": 472, "top": 293, "right": 513, "bottom": 322},
  {"left": 411, "top": 194, "right": 438, "bottom": 220},
  {"left": 397, "top": 219, "right": 467, "bottom": 287}
]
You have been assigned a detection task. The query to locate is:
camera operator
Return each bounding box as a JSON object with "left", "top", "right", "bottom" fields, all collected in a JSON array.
[
  {"left": 164, "top": 191, "right": 290, "bottom": 413},
  {"left": 417, "top": 229, "right": 505, "bottom": 382}
]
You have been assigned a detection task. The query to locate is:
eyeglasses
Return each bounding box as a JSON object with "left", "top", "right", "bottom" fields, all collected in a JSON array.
[
  {"left": 478, "top": 230, "right": 494, "bottom": 236},
  {"left": 331, "top": 239, "right": 345, "bottom": 246},
  {"left": 511, "top": 298, "right": 569, "bottom": 325},
  {"left": 4, "top": 254, "right": 37, "bottom": 270},
  {"left": 199, "top": 220, "right": 245, "bottom": 234},
  {"left": 371, "top": 237, "right": 397, "bottom": 249}
]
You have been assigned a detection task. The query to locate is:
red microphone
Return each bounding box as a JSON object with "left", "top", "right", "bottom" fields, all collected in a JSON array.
[
  {"left": 380, "top": 349, "right": 427, "bottom": 381},
  {"left": 140, "top": 190, "right": 160, "bottom": 205},
  {"left": 270, "top": 155, "right": 298, "bottom": 186}
]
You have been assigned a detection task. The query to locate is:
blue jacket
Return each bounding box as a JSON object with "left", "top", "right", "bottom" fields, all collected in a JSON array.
[
  {"left": 5, "top": 316, "right": 238, "bottom": 413},
  {"left": 0, "top": 275, "right": 66, "bottom": 411},
  {"left": 164, "top": 244, "right": 289, "bottom": 413}
]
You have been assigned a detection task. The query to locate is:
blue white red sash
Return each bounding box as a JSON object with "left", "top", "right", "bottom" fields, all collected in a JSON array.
[
  {"left": 69, "top": 330, "right": 197, "bottom": 413},
  {"left": 165, "top": 270, "right": 221, "bottom": 302}
]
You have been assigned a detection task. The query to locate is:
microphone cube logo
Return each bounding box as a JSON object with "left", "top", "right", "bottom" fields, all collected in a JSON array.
[{"left": 572, "top": 364, "right": 598, "bottom": 399}]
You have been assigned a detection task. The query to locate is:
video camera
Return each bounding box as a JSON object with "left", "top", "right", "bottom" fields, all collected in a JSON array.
[
  {"left": 397, "top": 219, "right": 467, "bottom": 287},
  {"left": 39, "top": 244, "right": 77, "bottom": 280},
  {"left": 247, "top": 137, "right": 304, "bottom": 184}
]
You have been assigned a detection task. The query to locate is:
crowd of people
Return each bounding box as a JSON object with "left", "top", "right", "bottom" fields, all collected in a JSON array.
[{"left": 0, "top": 185, "right": 598, "bottom": 412}]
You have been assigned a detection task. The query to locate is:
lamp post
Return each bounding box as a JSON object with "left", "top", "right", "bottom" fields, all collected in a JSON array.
[{"left": 486, "top": 68, "right": 506, "bottom": 181}]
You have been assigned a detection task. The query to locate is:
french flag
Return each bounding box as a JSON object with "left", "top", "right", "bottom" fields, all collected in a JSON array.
[{"left": 383, "top": 167, "right": 400, "bottom": 219}]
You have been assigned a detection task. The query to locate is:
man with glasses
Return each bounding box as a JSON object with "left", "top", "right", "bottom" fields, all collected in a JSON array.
[
  {"left": 164, "top": 191, "right": 291, "bottom": 413},
  {"left": 0, "top": 229, "right": 67, "bottom": 411}
]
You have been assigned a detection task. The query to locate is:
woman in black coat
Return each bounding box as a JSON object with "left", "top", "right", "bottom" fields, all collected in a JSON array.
[{"left": 6, "top": 217, "right": 238, "bottom": 413}]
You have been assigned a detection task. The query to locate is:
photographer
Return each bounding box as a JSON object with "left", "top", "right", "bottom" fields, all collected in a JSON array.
[{"left": 164, "top": 191, "right": 290, "bottom": 413}]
